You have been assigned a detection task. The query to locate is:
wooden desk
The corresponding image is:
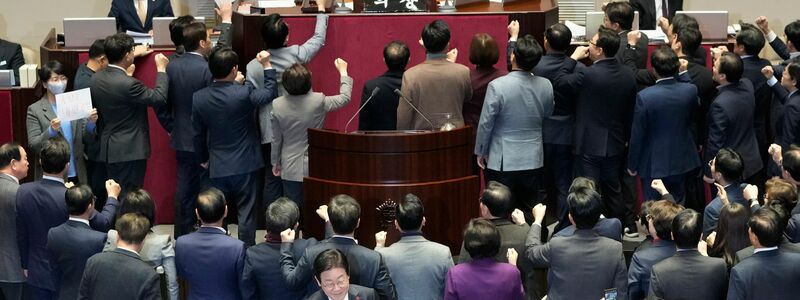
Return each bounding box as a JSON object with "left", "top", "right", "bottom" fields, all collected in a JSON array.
[{"left": 0, "top": 85, "right": 42, "bottom": 183}]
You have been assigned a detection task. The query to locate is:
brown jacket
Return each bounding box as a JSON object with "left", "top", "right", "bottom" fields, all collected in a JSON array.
[{"left": 397, "top": 58, "right": 472, "bottom": 130}]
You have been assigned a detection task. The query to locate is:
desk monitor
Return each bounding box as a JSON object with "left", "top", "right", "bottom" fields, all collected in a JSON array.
[
  {"left": 675, "top": 11, "right": 729, "bottom": 42},
  {"left": 63, "top": 18, "right": 117, "bottom": 48},
  {"left": 152, "top": 17, "right": 206, "bottom": 47},
  {"left": 585, "top": 11, "right": 639, "bottom": 40},
  {"left": 0, "top": 70, "right": 14, "bottom": 87}
]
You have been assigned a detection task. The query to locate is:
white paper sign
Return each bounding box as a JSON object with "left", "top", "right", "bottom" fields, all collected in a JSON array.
[{"left": 56, "top": 88, "right": 92, "bottom": 122}]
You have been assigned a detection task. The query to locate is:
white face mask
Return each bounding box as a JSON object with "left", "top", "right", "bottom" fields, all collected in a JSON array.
[{"left": 47, "top": 80, "right": 67, "bottom": 95}]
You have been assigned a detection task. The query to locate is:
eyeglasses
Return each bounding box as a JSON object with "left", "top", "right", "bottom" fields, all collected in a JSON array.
[
  {"left": 588, "top": 40, "right": 597, "bottom": 47},
  {"left": 321, "top": 276, "right": 348, "bottom": 290}
]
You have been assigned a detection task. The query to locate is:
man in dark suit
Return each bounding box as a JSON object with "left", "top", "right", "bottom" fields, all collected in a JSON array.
[
  {"left": 630, "top": 0, "right": 683, "bottom": 30},
  {"left": 525, "top": 187, "right": 627, "bottom": 300},
  {"left": 306, "top": 249, "right": 379, "bottom": 300},
  {"left": 279, "top": 195, "right": 397, "bottom": 300},
  {"left": 704, "top": 52, "right": 763, "bottom": 183},
  {"left": 78, "top": 213, "right": 161, "bottom": 300},
  {"left": 649, "top": 209, "right": 728, "bottom": 300},
  {"left": 0, "top": 38, "right": 25, "bottom": 86},
  {"left": 176, "top": 188, "right": 245, "bottom": 300},
  {"left": 703, "top": 149, "right": 750, "bottom": 237},
  {"left": 74, "top": 39, "right": 109, "bottom": 205},
  {"left": 728, "top": 207, "right": 800, "bottom": 299},
  {"left": 192, "top": 47, "right": 277, "bottom": 246},
  {"left": 108, "top": 0, "right": 174, "bottom": 33},
  {"left": 554, "top": 26, "right": 638, "bottom": 236},
  {"left": 763, "top": 62, "right": 800, "bottom": 149},
  {"left": 46, "top": 185, "right": 107, "bottom": 300},
  {"left": 736, "top": 201, "right": 800, "bottom": 261},
  {"left": 89, "top": 33, "right": 169, "bottom": 194},
  {"left": 605, "top": 1, "right": 650, "bottom": 69},
  {"left": 358, "top": 41, "right": 409, "bottom": 131},
  {"left": 241, "top": 197, "right": 322, "bottom": 299},
  {"left": 756, "top": 17, "right": 800, "bottom": 79},
  {"left": 0, "top": 143, "right": 29, "bottom": 300},
  {"left": 627, "top": 200, "right": 682, "bottom": 300},
  {"left": 626, "top": 47, "right": 701, "bottom": 203}
]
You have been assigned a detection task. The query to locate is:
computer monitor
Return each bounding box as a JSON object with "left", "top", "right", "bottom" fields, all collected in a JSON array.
[
  {"left": 585, "top": 11, "right": 639, "bottom": 40},
  {"left": 152, "top": 17, "right": 206, "bottom": 47},
  {"left": 63, "top": 18, "right": 118, "bottom": 48},
  {"left": 675, "top": 11, "right": 729, "bottom": 42}
]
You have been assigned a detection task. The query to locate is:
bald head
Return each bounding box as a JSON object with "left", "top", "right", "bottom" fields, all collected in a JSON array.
[{"left": 197, "top": 187, "right": 226, "bottom": 224}]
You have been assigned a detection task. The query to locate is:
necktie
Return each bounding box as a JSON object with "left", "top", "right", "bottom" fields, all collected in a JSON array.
[
  {"left": 661, "top": 0, "right": 669, "bottom": 19},
  {"left": 137, "top": 0, "right": 147, "bottom": 26}
]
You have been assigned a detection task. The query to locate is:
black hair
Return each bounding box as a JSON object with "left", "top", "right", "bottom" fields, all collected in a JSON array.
[
  {"left": 103, "top": 33, "right": 135, "bottom": 64},
  {"left": 328, "top": 194, "right": 360, "bottom": 234},
  {"left": 513, "top": 35, "right": 543, "bottom": 71},
  {"left": 463, "top": 218, "right": 500, "bottom": 259},
  {"left": 65, "top": 185, "right": 95, "bottom": 215},
  {"left": 786, "top": 63, "right": 800, "bottom": 90},
  {"left": 567, "top": 186, "right": 603, "bottom": 229},
  {"left": 736, "top": 23, "right": 766, "bottom": 56},
  {"left": 182, "top": 21, "right": 208, "bottom": 52},
  {"left": 651, "top": 46, "right": 679, "bottom": 78},
  {"left": 170, "top": 15, "right": 197, "bottom": 48},
  {"left": 208, "top": 46, "right": 239, "bottom": 79},
  {"left": 596, "top": 26, "right": 621, "bottom": 58},
  {"left": 480, "top": 181, "right": 513, "bottom": 218},
  {"left": 384, "top": 41, "right": 410, "bottom": 72},
  {"left": 714, "top": 148, "right": 744, "bottom": 182},
  {"left": 421, "top": 20, "right": 451, "bottom": 53},
  {"left": 88, "top": 39, "right": 106, "bottom": 59},
  {"left": 121, "top": 188, "right": 156, "bottom": 228},
  {"left": 748, "top": 207, "right": 783, "bottom": 247},
  {"left": 675, "top": 27, "right": 702, "bottom": 56},
  {"left": 605, "top": 1, "right": 635, "bottom": 31},
  {"left": 282, "top": 64, "right": 312, "bottom": 95},
  {"left": 39, "top": 137, "right": 70, "bottom": 174},
  {"left": 785, "top": 20, "right": 800, "bottom": 49},
  {"left": 672, "top": 209, "right": 703, "bottom": 249},
  {"left": 545, "top": 23, "right": 573, "bottom": 52},
  {"left": 670, "top": 14, "right": 700, "bottom": 34},
  {"left": 38, "top": 60, "right": 66, "bottom": 83},
  {"left": 718, "top": 52, "right": 744, "bottom": 83},
  {"left": 261, "top": 13, "right": 289, "bottom": 49},
  {"left": 116, "top": 213, "right": 151, "bottom": 244},
  {"left": 313, "top": 249, "right": 349, "bottom": 280},
  {"left": 197, "top": 187, "right": 226, "bottom": 223},
  {"left": 783, "top": 150, "right": 800, "bottom": 181},
  {"left": 396, "top": 194, "right": 424, "bottom": 231},
  {"left": 0, "top": 142, "right": 21, "bottom": 169},
  {"left": 265, "top": 197, "right": 300, "bottom": 233}
]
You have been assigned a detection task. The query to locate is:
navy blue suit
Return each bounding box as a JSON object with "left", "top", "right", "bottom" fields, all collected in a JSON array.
[
  {"left": 766, "top": 38, "right": 795, "bottom": 80},
  {"left": 46, "top": 220, "right": 106, "bottom": 300},
  {"left": 192, "top": 70, "right": 278, "bottom": 246},
  {"left": 628, "top": 78, "right": 701, "bottom": 202},
  {"left": 728, "top": 249, "right": 800, "bottom": 300},
  {"left": 742, "top": 56, "right": 773, "bottom": 184},
  {"left": 552, "top": 217, "right": 622, "bottom": 242},
  {"left": 176, "top": 227, "right": 245, "bottom": 300},
  {"left": 772, "top": 85, "right": 800, "bottom": 149},
  {"left": 627, "top": 239, "right": 676, "bottom": 300},
  {"left": 703, "top": 183, "right": 747, "bottom": 237},
  {"left": 108, "top": 0, "right": 174, "bottom": 33},
  {"left": 704, "top": 80, "right": 763, "bottom": 180},
  {"left": 241, "top": 238, "right": 319, "bottom": 300}
]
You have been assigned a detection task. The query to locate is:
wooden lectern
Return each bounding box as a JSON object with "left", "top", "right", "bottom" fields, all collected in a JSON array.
[{"left": 303, "top": 127, "right": 480, "bottom": 252}]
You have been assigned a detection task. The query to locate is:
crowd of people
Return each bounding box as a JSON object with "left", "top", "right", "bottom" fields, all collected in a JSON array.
[{"left": 2, "top": 0, "right": 800, "bottom": 299}]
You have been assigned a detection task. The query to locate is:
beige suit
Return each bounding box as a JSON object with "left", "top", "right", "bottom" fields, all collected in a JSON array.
[
  {"left": 397, "top": 58, "right": 472, "bottom": 130},
  {"left": 25, "top": 96, "right": 91, "bottom": 182},
  {"left": 271, "top": 76, "right": 353, "bottom": 182}
]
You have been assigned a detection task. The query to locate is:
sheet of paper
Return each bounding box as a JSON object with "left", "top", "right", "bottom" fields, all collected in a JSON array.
[
  {"left": 125, "top": 30, "right": 151, "bottom": 37},
  {"left": 56, "top": 88, "right": 93, "bottom": 122},
  {"left": 565, "top": 20, "right": 586, "bottom": 39},
  {"left": 257, "top": 0, "right": 297, "bottom": 8},
  {"left": 641, "top": 28, "right": 668, "bottom": 43}
]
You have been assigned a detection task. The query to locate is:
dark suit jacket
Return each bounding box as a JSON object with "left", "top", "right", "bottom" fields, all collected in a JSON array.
[
  {"left": 627, "top": 78, "right": 701, "bottom": 178},
  {"left": 741, "top": 56, "right": 774, "bottom": 147},
  {"left": 78, "top": 248, "right": 161, "bottom": 300},
  {"left": 46, "top": 220, "right": 106, "bottom": 300},
  {"left": 108, "top": 0, "right": 174, "bottom": 33},
  {"left": 553, "top": 217, "right": 623, "bottom": 241},
  {"left": 175, "top": 227, "right": 245, "bottom": 300},
  {"left": 358, "top": 70, "right": 404, "bottom": 131},
  {"left": 630, "top": 0, "right": 684, "bottom": 30},
  {"left": 533, "top": 51, "right": 586, "bottom": 145},
  {"left": 616, "top": 30, "right": 650, "bottom": 69},
  {"left": 192, "top": 70, "right": 277, "bottom": 178},
  {"left": 648, "top": 250, "right": 727, "bottom": 300},
  {"left": 0, "top": 38, "right": 24, "bottom": 85},
  {"left": 90, "top": 66, "right": 168, "bottom": 163},
  {"left": 735, "top": 238, "right": 800, "bottom": 262},
  {"left": 773, "top": 86, "right": 800, "bottom": 149},
  {"left": 74, "top": 63, "right": 101, "bottom": 162},
  {"left": 703, "top": 183, "right": 747, "bottom": 237},
  {"left": 767, "top": 38, "right": 796, "bottom": 79},
  {"left": 555, "top": 58, "right": 637, "bottom": 157},
  {"left": 161, "top": 53, "right": 212, "bottom": 152},
  {"left": 306, "top": 284, "right": 379, "bottom": 300},
  {"left": 241, "top": 238, "right": 319, "bottom": 300},
  {"left": 704, "top": 80, "right": 762, "bottom": 179},
  {"left": 464, "top": 66, "right": 506, "bottom": 134},
  {"left": 727, "top": 249, "right": 800, "bottom": 300},
  {"left": 280, "top": 236, "right": 397, "bottom": 300},
  {"left": 627, "top": 239, "right": 676, "bottom": 300}
]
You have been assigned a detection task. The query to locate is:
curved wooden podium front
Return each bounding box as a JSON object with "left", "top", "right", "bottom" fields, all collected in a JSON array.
[{"left": 304, "top": 127, "right": 480, "bottom": 252}]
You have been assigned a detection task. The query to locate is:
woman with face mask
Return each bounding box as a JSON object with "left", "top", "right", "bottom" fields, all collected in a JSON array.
[{"left": 25, "top": 60, "right": 98, "bottom": 183}]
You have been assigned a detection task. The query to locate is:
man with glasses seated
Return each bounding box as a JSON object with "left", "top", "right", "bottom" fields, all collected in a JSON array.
[{"left": 307, "top": 249, "right": 378, "bottom": 300}]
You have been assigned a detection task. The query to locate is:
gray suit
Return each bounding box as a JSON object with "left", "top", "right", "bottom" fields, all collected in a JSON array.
[
  {"left": 270, "top": 76, "right": 353, "bottom": 182},
  {"left": 474, "top": 71, "right": 554, "bottom": 172},
  {"left": 376, "top": 234, "right": 453, "bottom": 300},
  {"left": 0, "top": 173, "right": 24, "bottom": 300},
  {"left": 525, "top": 225, "right": 628, "bottom": 300},
  {"left": 25, "top": 97, "right": 91, "bottom": 182},
  {"left": 648, "top": 250, "right": 727, "bottom": 300},
  {"left": 247, "top": 14, "right": 329, "bottom": 145},
  {"left": 78, "top": 248, "right": 161, "bottom": 300}
]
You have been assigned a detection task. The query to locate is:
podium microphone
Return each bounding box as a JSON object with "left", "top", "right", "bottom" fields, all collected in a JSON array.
[
  {"left": 394, "top": 89, "right": 435, "bottom": 130},
  {"left": 344, "top": 87, "right": 380, "bottom": 133}
]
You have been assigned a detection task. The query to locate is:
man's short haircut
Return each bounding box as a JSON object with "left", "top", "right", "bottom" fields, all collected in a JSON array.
[
  {"left": 65, "top": 185, "right": 94, "bottom": 215},
  {"left": 786, "top": 63, "right": 800, "bottom": 89},
  {"left": 648, "top": 200, "right": 684, "bottom": 240},
  {"left": 748, "top": 207, "right": 783, "bottom": 247},
  {"left": 783, "top": 149, "right": 800, "bottom": 181},
  {"left": 469, "top": 33, "right": 500, "bottom": 68},
  {"left": 282, "top": 64, "right": 313, "bottom": 95},
  {"left": 120, "top": 188, "right": 156, "bottom": 227},
  {"left": 88, "top": 39, "right": 106, "bottom": 59},
  {"left": 718, "top": 52, "right": 744, "bottom": 83},
  {"left": 715, "top": 148, "right": 745, "bottom": 183},
  {"left": 421, "top": 20, "right": 451, "bottom": 53},
  {"left": 765, "top": 200, "right": 791, "bottom": 233},
  {"left": 672, "top": 209, "right": 703, "bottom": 249},
  {"left": 463, "top": 218, "right": 500, "bottom": 259},
  {"left": 596, "top": 26, "right": 621, "bottom": 57},
  {"left": 116, "top": 213, "right": 151, "bottom": 244},
  {"left": 0, "top": 143, "right": 21, "bottom": 169},
  {"left": 38, "top": 60, "right": 66, "bottom": 83},
  {"left": 676, "top": 27, "right": 702, "bottom": 56},
  {"left": 670, "top": 14, "right": 700, "bottom": 34},
  {"left": 182, "top": 21, "right": 208, "bottom": 52},
  {"left": 736, "top": 23, "right": 766, "bottom": 56},
  {"left": 39, "top": 137, "right": 70, "bottom": 174},
  {"left": 396, "top": 194, "right": 424, "bottom": 231},
  {"left": 170, "top": 15, "right": 196, "bottom": 48},
  {"left": 567, "top": 186, "right": 603, "bottom": 229},
  {"left": 605, "top": 1, "right": 635, "bottom": 31},
  {"left": 513, "top": 35, "right": 543, "bottom": 71},
  {"left": 197, "top": 187, "right": 227, "bottom": 223},
  {"left": 261, "top": 13, "right": 289, "bottom": 49},
  {"left": 568, "top": 177, "right": 596, "bottom": 193},
  {"left": 313, "top": 249, "right": 349, "bottom": 280},
  {"left": 328, "top": 194, "right": 361, "bottom": 234},
  {"left": 765, "top": 178, "right": 798, "bottom": 213},
  {"left": 545, "top": 23, "right": 573, "bottom": 52},
  {"left": 208, "top": 46, "right": 239, "bottom": 79},
  {"left": 785, "top": 20, "right": 800, "bottom": 48},
  {"left": 481, "top": 181, "right": 513, "bottom": 217},
  {"left": 651, "top": 46, "right": 680, "bottom": 78},
  {"left": 265, "top": 197, "right": 300, "bottom": 233},
  {"left": 384, "top": 41, "right": 410, "bottom": 72},
  {"left": 103, "top": 33, "right": 135, "bottom": 64}
]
